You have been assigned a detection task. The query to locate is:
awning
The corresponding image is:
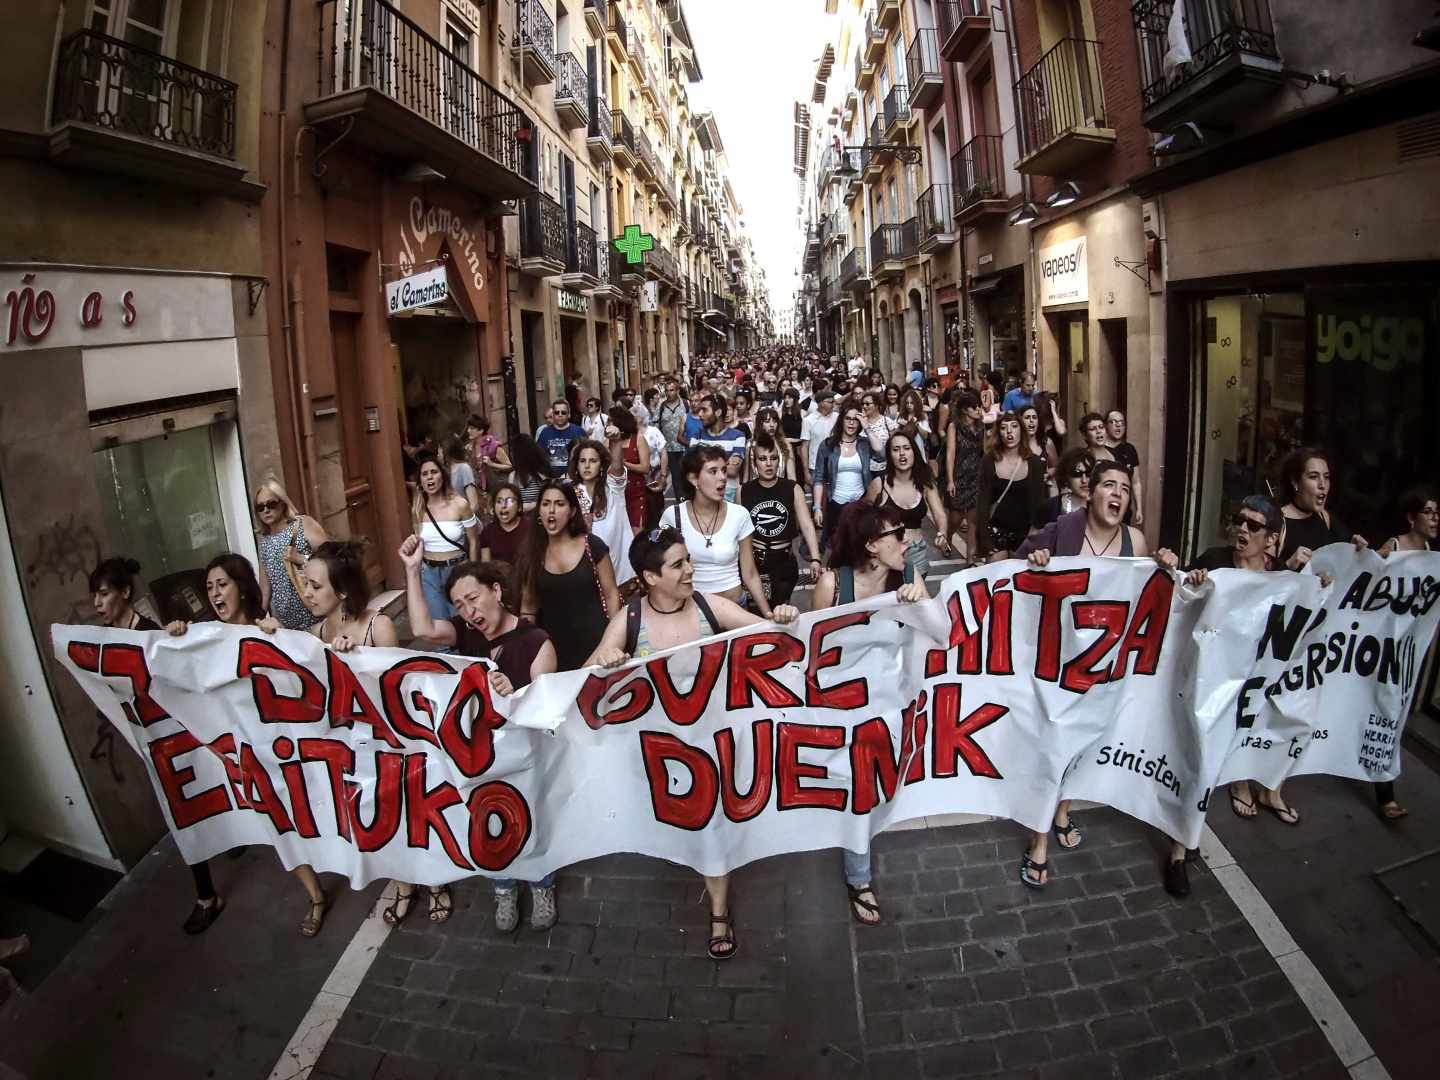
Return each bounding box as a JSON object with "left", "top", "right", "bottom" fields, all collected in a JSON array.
[
  {"left": 697, "top": 319, "right": 726, "bottom": 337},
  {"left": 968, "top": 272, "right": 1006, "bottom": 296}
]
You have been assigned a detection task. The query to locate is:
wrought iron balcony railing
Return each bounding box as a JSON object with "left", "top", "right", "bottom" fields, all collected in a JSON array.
[
  {"left": 936, "top": 1, "right": 990, "bottom": 60},
  {"left": 516, "top": 0, "right": 557, "bottom": 71},
  {"left": 520, "top": 192, "right": 567, "bottom": 267},
  {"left": 611, "top": 107, "right": 635, "bottom": 156},
  {"left": 1015, "top": 37, "right": 1108, "bottom": 159},
  {"left": 953, "top": 133, "right": 1005, "bottom": 212},
  {"left": 588, "top": 93, "right": 611, "bottom": 143},
  {"left": 1133, "top": 0, "right": 1280, "bottom": 112},
  {"left": 555, "top": 51, "right": 590, "bottom": 124},
  {"left": 905, "top": 29, "right": 941, "bottom": 99},
  {"left": 314, "top": 0, "right": 526, "bottom": 179},
  {"left": 839, "top": 246, "right": 866, "bottom": 288},
  {"left": 883, "top": 83, "right": 911, "bottom": 131},
  {"left": 567, "top": 221, "right": 598, "bottom": 279},
  {"left": 52, "top": 28, "right": 237, "bottom": 159},
  {"left": 917, "top": 183, "right": 953, "bottom": 241},
  {"left": 871, "top": 222, "right": 904, "bottom": 269}
]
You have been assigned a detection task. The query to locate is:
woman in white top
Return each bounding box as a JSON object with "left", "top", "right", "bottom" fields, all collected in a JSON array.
[
  {"left": 666, "top": 445, "right": 776, "bottom": 616},
  {"left": 412, "top": 451, "right": 480, "bottom": 635},
  {"left": 568, "top": 437, "right": 635, "bottom": 585}
]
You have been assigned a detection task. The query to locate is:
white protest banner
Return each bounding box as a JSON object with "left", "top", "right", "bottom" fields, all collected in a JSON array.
[{"left": 53, "top": 549, "right": 1440, "bottom": 887}]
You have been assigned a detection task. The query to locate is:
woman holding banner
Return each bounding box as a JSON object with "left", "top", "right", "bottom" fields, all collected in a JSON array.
[
  {"left": 811, "top": 503, "right": 929, "bottom": 926},
  {"left": 864, "top": 430, "right": 951, "bottom": 582},
  {"left": 666, "top": 445, "right": 775, "bottom": 616},
  {"left": 91, "top": 557, "right": 229, "bottom": 935},
  {"left": 163, "top": 555, "right": 336, "bottom": 935},
  {"left": 516, "top": 480, "right": 621, "bottom": 671},
  {"left": 1016, "top": 462, "right": 1180, "bottom": 889},
  {"left": 586, "top": 528, "right": 800, "bottom": 960},
  {"left": 399, "top": 543, "right": 562, "bottom": 931}
]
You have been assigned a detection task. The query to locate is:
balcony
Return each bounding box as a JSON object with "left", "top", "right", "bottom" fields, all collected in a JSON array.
[
  {"left": 883, "top": 83, "right": 911, "bottom": 138},
  {"left": 905, "top": 30, "right": 942, "bottom": 112},
  {"left": 554, "top": 53, "right": 589, "bottom": 129},
  {"left": 635, "top": 129, "right": 658, "bottom": 182},
  {"left": 917, "top": 184, "right": 957, "bottom": 253},
  {"left": 877, "top": 0, "right": 902, "bottom": 33},
  {"left": 611, "top": 108, "right": 636, "bottom": 166},
  {"left": 593, "top": 243, "right": 623, "bottom": 298},
  {"left": 856, "top": 43, "right": 876, "bottom": 91},
  {"left": 870, "top": 223, "right": 905, "bottom": 282},
  {"left": 584, "top": 0, "right": 607, "bottom": 38},
  {"left": 864, "top": 13, "right": 888, "bottom": 64},
  {"left": 562, "top": 221, "right": 601, "bottom": 288},
  {"left": 587, "top": 94, "right": 612, "bottom": 161},
  {"left": 48, "top": 29, "right": 248, "bottom": 195},
  {"left": 951, "top": 133, "right": 1008, "bottom": 224},
  {"left": 826, "top": 210, "right": 849, "bottom": 248},
  {"left": 606, "top": 3, "right": 629, "bottom": 63},
  {"left": 309, "top": 0, "right": 533, "bottom": 201},
  {"left": 512, "top": 0, "right": 557, "bottom": 87},
  {"left": 937, "top": 1, "right": 990, "bottom": 61},
  {"left": 519, "top": 192, "right": 567, "bottom": 276},
  {"left": 1133, "top": 0, "right": 1283, "bottom": 131},
  {"left": 863, "top": 118, "right": 887, "bottom": 180},
  {"left": 1015, "top": 37, "right": 1115, "bottom": 176},
  {"left": 839, "top": 246, "right": 870, "bottom": 291}
]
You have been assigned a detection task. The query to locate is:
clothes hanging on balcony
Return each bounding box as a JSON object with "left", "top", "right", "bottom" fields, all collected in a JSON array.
[{"left": 1164, "top": 1, "right": 1193, "bottom": 77}]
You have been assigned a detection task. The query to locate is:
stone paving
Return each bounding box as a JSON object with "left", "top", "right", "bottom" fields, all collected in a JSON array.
[{"left": 313, "top": 811, "right": 1346, "bottom": 1080}]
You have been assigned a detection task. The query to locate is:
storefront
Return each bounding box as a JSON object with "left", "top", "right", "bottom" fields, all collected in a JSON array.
[
  {"left": 1164, "top": 269, "right": 1440, "bottom": 556},
  {"left": 0, "top": 264, "right": 279, "bottom": 867},
  {"left": 966, "top": 265, "right": 1025, "bottom": 382}
]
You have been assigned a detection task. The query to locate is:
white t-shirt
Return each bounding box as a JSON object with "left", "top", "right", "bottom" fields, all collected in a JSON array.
[
  {"left": 668, "top": 501, "right": 754, "bottom": 593},
  {"left": 802, "top": 410, "right": 839, "bottom": 471},
  {"left": 643, "top": 425, "right": 666, "bottom": 482}
]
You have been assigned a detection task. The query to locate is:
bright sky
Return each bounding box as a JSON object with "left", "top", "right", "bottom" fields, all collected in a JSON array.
[{"left": 683, "top": 0, "right": 832, "bottom": 324}]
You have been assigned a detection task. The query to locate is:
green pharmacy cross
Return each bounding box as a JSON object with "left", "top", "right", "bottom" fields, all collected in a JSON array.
[{"left": 614, "top": 224, "right": 655, "bottom": 266}]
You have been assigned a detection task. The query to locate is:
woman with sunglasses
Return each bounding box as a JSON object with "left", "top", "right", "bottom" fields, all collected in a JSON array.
[
  {"left": 587, "top": 528, "right": 800, "bottom": 959},
  {"left": 516, "top": 480, "right": 621, "bottom": 671},
  {"left": 865, "top": 431, "right": 950, "bottom": 582},
  {"left": 944, "top": 388, "right": 985, "bottom": 565},
  {"left": 859, "top": 392, "right": 898, "bottom": 471},
  {"left": 91, "top": 557, "right": 227, "bottom": 934},
  {"left": 164, "top": 555, "right": 336, "bottom": 934},
  {"left": 479, "top": 481, "right": 529, "bottom": 565},
  {"left": 813, "top": 405, "right": 878, "bottom": 553},
  {"left": 812, "top": 503, "right": 928, "bottom": 926},
  {"left": 254, "top": 478, "right": 328, "bottom": 631},
  {"left": 1040, "top": 448, "right": 1095, "bottom": 527},
  {"left": 976, "top": 412, "right": 1046, "bottom": 562},
  {"left": 567, "top": 438, "right": 635, "bottom": 587}
]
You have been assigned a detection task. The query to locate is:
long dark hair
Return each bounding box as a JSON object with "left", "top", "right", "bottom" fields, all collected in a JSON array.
[
  {"left": 828, "top": 502, "right": 906, "bottom": 570},
  {"left": 882, "top": 430, "right": 936, "bottom": 490},
  {"left": 514, "top": 480, "right": 587, "bottom": 604},
  {"left": 206, "top": 553, "right": 265, "bottom": 623},
  {"left": 309, "top": 541, "right": 371, "bottom": 618},
  {"left": 989, "top": 411, "right": 1032, "bottom": 463},
  {"left": 568, "top": 438, "right": 612, "bottom": 520},
  {"left": 825, "top": 401, "right": 865, "bottom": 452},
  {"left": 508, "top": 434, "right": 550, "bottom": 484}
]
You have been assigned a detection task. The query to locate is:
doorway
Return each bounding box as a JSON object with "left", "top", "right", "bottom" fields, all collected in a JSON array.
[
  {"left": 521, "top": 310, "right": 543, "bottom": 433},
  {"left": 1100, "top": 318, "right": 1127, "bottom": 417},
  {"left": 1056, "top": 313, "right": 1089, "bottom": 426},
  {"left": 329, "top": 313, "right": 385, "bottom": 589}
]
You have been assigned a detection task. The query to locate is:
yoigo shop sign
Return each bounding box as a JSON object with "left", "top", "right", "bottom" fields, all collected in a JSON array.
[
  {"left": 1039, "top": 237, "right": 1088, "bottom": 307},
  {"left": 1316, "top": 312, "right": 1424, "bottom": 371}
]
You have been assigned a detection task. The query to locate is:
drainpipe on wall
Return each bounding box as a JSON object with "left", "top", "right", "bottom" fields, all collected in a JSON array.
[{"left": 996, "top": 1, "right": 1038, "bottom": 380}]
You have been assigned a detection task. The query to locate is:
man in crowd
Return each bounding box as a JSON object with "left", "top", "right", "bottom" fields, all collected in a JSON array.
[
  {"left": 690, "top": 394, "right": 747, "bottom": 503},
  {"left": 535, "top": 399, "right": 586, "bottom": 477},
  {"left": 801, "top": 389, "right": 838, "bottom": 479},
  {"left": 1002, "top": 369, "right": 1037, "bottom": 414}
]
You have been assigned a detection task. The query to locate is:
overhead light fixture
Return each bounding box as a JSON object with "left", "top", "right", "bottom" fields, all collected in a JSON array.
[
  {"left": 1153, "top": 121, "right": 1206, "bottom": 156},
  {"left": 1045, "top": 181, "right": 1081, "bottom": 209},
  {"left": 1007, "top": 202, "right": 1039, "bottom": 227},
  {"left": 401, "top": 162, "right": 446, "bottom": 184},
  {"left": 1416, "top": 16, "right": 1440, "bottom": 50}
]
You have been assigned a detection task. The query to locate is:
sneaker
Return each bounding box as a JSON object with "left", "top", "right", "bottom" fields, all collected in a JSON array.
[
  {"left": 530, "top": 885, "right": 558, "bottom": 931},
  {"left": 495, "top": 889, "right": 520, "bottom": 933}
]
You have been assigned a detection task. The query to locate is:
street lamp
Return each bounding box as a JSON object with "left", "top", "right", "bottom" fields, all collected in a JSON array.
[
  {"left": 1007, "top": 202, "right": 1039, "bottom": 227},
  {"left": 833, "top": 143, "right": 924, "bottom": 177},
  {"left": 1045, "top": 181, "right": 1081, "bottom": 209}
]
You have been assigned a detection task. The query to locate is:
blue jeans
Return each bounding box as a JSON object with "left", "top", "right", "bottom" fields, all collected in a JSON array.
[
  {"left": 494, "top": 872, "right": 556, "bottom": 894},
  {"left": 843, "top": 848, "right": 872, "bottom": 888},
  {"left": 420, "top": 560, "right": 458, "bottom": 650}
]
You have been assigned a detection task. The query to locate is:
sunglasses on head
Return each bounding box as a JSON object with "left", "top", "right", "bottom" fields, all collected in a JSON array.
[
  {"left": 255, "top": 500, "right": 281, "bottom": 513},
  {"left": 1232, "top": 515, "right": 1268, "bottom": 533}
]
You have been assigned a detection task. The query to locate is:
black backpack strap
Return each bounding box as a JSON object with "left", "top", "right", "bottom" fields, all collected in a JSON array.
[
  {"left": 624, "top": 595, "right": 644, "bottom": 656},
  {"left": 692, "top": 592, "right": 720, "bottom": 637}
]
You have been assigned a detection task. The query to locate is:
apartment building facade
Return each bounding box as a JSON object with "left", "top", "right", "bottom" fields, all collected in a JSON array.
[{"left": 0, "top": 0, "right": 279, "bottom": 867}]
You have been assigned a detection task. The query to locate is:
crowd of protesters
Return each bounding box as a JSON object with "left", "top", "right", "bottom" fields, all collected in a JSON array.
[{"left": 85, "top": 345, "right": 1436, "bottom": 952}]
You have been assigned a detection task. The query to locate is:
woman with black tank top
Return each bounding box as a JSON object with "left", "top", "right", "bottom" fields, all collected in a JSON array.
[
  {"left": 741, "top": 434, "right": 823, "bottom": 607},
  {"left": 90, "top": 557, "right": 229, "bottom": 936},
  {"left": 812, "top": 503, "right": 928, "bottom": 927},
  {"left": 865, "top": 430, "right": 950, "bottom": 583},
  {"left": 1276, "top": 448, "right": 1369, "bottom": 573},
  {"left": 587, "top": 529, "right": 799, "bottom": 961}
]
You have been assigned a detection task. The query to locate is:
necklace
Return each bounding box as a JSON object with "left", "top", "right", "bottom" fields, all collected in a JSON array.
[
  {"left": 693, "top": 500, "right": 723, "bottom": 547},
  {"left": 647, "top": 596, "right": 688, "bottom": 616},
  {"left": 1085, "top": 526, "right": 1122, "bottom": 556}
]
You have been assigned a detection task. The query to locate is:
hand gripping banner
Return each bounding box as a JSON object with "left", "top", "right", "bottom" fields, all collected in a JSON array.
[{"left": 54, "top": 546, "right": 1440, "bottom": 887}]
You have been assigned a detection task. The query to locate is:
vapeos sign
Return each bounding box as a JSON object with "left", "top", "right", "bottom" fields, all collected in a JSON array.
[{"left": 1039, "top": 237, "right": 1088, "bottom": 306}]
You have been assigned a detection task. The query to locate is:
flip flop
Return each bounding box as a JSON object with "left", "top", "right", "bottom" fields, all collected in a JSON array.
[
  {"left": 1380, "top": 802, "right": 1409, "bottom": 822},
  {"left": 1259, "top": 798, "right": 1300, "bottom": 826},
  {"left": 846, "top": 884, "right": 883, "bottom": 926},
  {"left": 1054, "top": 820, "right": 1083, "bottom": 849},
  {"left": 1230, "top": 792, "right": 1257, "bottom": 819},
  {"left": 1019, "top": 852, "right": 1048, "bottom": 889}
]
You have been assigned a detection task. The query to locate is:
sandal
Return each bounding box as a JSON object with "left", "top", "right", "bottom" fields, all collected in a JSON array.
[
  {"left": 383, "top": 886, "right": 416, "bottom": 926},
  {"left": 300, "top": 893, "right": 329, "bottom": 937},
  {"left": 1019, "top": 852, "right": 1048, "bottom": 889},
  {"left": 846, "top": 884, "right": 882, "bottom": 926},
  {"left": 428, "top": 886, "right": 453, "bottom": 924},
  {"left": 1230, "top": 792, "right": 1258, "bottom": 819},
  {"left": 182, "top": 896, "right": 224, "bottom": 936},
  {"left": 1380, "top": 801, "right": 1409, "bottom": 822},
  {"left": 1053, "top": 819, "right": 1083, "bottom": 849},
  {"left": 707, "top": 911, "right": 738, "bottom": 961},
  {"left": 1257, "top": 794, "right": 1300, "bottom": 826}
]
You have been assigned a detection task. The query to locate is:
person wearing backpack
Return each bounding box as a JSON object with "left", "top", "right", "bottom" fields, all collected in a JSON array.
[{"left": 586, "top": 528, "right": 799, "bottom": 961}]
